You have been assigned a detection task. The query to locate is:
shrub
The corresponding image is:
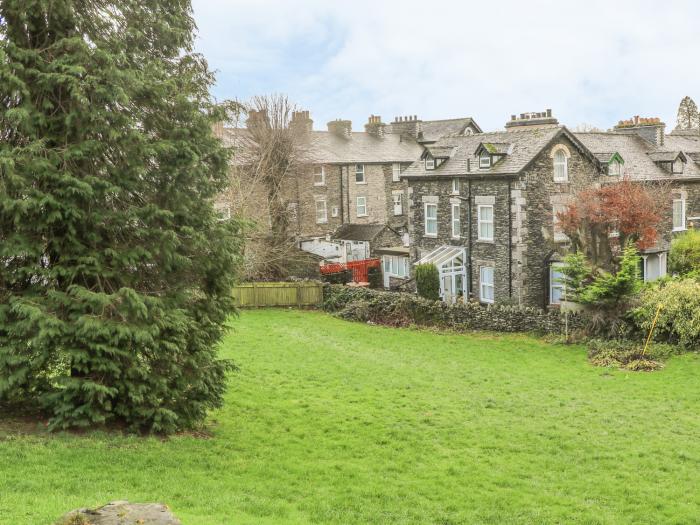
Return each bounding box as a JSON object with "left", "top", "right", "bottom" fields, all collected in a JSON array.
[
  {"left": 322, "top": 269, "right": 352, "bottom": 285},
  {"left": 587, "top": 339, "right": 664, "bottom": 371},
  {"left": 368, "top": 266, "right": 383, "bottom": 289},
  {"left": 559, "top": 252, "right": 592, "bottom": 302},
  {"left": 631, "top": 278, "right": 700, "bottom": 350},
  {"left": 415, "top": 264, "right": 440, "bottom": 301},
  {"left": 669, "top": 229, "right": 700, "bottom": 276},
  {"left": 578, "top": 245, "right": 641, "bottom": 306}
]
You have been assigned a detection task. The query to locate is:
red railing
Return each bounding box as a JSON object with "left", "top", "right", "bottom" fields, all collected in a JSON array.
[{"left": 320, "top": 258, "right": 381, "bottom": 283}]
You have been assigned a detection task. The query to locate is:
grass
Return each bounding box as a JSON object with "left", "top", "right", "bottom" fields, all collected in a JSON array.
[{"left": 1, "top": 309, "right": 700, "bottom": 524}]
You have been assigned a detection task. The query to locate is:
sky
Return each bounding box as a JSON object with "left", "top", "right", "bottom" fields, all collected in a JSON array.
[{"left": 192, "top": 0, "right": 700, "bottom": 133}]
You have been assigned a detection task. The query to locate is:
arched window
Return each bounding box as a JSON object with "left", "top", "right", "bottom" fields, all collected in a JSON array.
[{"left": 553, "top": 150, "right": 568, "bottom": 182}]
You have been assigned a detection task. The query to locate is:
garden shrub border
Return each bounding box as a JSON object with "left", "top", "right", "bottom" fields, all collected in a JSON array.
[{"left": 323, "top": 285, "right": 584, "bottom": 335}]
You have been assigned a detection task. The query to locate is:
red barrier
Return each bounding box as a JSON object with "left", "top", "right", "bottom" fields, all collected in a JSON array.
[{"left": 320, "top": 258, "right": 380, "bottom": 283}]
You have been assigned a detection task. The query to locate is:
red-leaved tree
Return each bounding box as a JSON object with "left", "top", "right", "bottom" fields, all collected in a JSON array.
[{"left": 557, "top": 178, "right": 669, "bottom": 268}]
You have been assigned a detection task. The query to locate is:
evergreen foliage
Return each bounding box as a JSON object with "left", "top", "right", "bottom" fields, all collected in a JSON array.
[
  {"left": 415, "top": 264, "right": 440, "bottom": 301},
  {"left": 0, "top": 1, "right": 241, "bottom": 433},
  {"left": 668, "top": 229, "right": 700, "bottom": 276}
]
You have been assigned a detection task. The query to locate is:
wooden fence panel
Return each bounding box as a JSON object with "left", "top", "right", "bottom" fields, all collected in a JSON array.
[{"left": 232, "top": 282, "right": 323, "bottom": 308}]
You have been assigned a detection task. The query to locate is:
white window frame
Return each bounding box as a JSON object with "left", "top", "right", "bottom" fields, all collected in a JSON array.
[
  {"left": 392, "top": 163, "right": 401, "bottom": 182},
  {"left": 383, "top": 255, "right": 409, "bottom": 278},
  {"left": 550, "top": 263, "right": 566, "bottom": 305},
  {"left": 315, "top": 198, "right": 327, "bottom": 224},
  {"left": 451, "top": 203, "right": 461, "bottom": 238},
  {"left": 451, "top": 178, "right": 459, "bottom": 194},
  {"left": 673, "top": 198, "right": 686, "bottom": 231},
  {"left": 356, "top": 196, "right": 368, "bottom": 217},
  {"left": 477, "top": 204, "right": 494, "bottom": 241},
  {"left": 554, "top": 150, "right": 568, "bottom": 182},
  {"left": 393, "top": 194, "right": 403, "bottom": 216},
  {"left": 313, "top": 165, "right": 325, "bottom": 186},
  {"left": 355, "top": 164, "right": 365, "bottom": 184},
  {"left": 480, "top": 266, "right": 495, "bottom": 304},
  {"left": 425, "top": 158, "right": 435, "bottom": 170},
  {"left": 673, "top": 160, "right": 684, "bottom": 174},
  {"left": 609, "top": 160, "right": 623, "bottom": 176},
  {"left": 479, "top": 154, "right": 491, "bottom": 169},
  {"left": 331, "top": 206, "right": 339, "bottom": 218},
  {"left": 424, "top": 203, "right": 438, "bottom": 236}
]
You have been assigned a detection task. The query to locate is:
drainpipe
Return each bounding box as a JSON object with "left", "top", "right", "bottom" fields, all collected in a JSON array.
[
  {"left": 508, "top": 179, "right": 513, "bottom": 299},
  {"left": 467, "top": 179, "right": 473, "bottom": 298},
  {"left": 339, "top": 165, "right": 344, "bottom": 223}
]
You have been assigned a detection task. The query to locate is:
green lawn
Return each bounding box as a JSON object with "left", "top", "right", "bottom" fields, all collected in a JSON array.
[{"left": 1, "top": 309, "right": 700, "bottom": 525}]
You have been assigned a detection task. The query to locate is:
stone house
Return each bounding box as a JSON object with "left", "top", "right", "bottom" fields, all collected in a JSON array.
[
  {"left": 403, "top": 110, "right": 700, "bottom": 308},
  {"left": 217, "top": 111, "right": 481, "bottom": 264}
]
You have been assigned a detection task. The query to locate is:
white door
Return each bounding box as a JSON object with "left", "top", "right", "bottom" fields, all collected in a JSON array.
[{"left": 383, "top": 257, "right": 391, "bottom": 288}]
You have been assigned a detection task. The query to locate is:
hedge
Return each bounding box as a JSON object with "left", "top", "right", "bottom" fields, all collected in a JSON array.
[{"left": 323, "top": 285, "right": 583, "bottom": 335}]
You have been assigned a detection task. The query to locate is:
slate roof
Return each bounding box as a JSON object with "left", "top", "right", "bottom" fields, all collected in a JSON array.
[
  {"left": 417, "top": 118, "right": 482, "bottom": 143},
  {"left": 402, "top": 126, "right": 579, "bottom": 178},
  {"left": 575, "top": 132, "right": 700, "bottom": 180},
  {"left": 647, "top": 151, "right": 685, "bottom": 163},
  {"left": 664, "top": 133, "right": 700, "bottom": 153},
  {"left": 332, "top": 223, "right": 387, "bottom": 241}
]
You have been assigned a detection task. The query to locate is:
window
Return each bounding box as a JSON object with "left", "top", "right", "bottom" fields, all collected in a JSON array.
[
  {"left": 673, "top": 160, "right": 684, "bottom": 174},
  {"left": 550, "top": 263, "right": 565, "bottom": 305},
  {"left": 215, "top": 203, "right": 231, "bottom": 221},
  {"left": 451, "top": 203, "right": 461, "bottom": 238},
  {"left": 425, "top": 158, "right": 435, "bottom": 170},
  {"left": 383, "top": 255, "right": 409, "bottom": 278},
  {"left": 554, "top": 150, "right": 568, "bottom": 182},
  {"left": 452, "top": 178, "right": 459, "bottom": 194},
  {"left": 552, "top": 204, "right": 568, "bottom": 242},
  {"left": 480, "top": 266, "right": 494, "bottom": 304},
  {"left": 355, "top": 164, "right": 365, "bottom": 183},
  {"left": 356, "top": 196, "right": 367, "bottom": 217},
  {"left": 392, "top": 163, "right": 402, "bottom": 182},
  {"left": 331, "top": 206, "right": 339, "bottom": 218},
  {"left": 313, "top": 165, "right": 325, "bottom": 186},
  {"left": 393, "top": 194, "right": 403, "bottom": 216},
  {"left": 673, "top": 199, "right": 686, "bottom": 231},
  {"left": 479, "top": 154, "right": 491, "bottom": 169},
  {"left": 425, "top": 203, "right": 438, "bottom": 236},
  {"left": 642, "top": 253, "right": 667, "bottom": 282},
  {"left": 315, "top": 198, "right": 327, "bottom": 224},
  {"left": 609, "top": 160, "right": 623, "bottom": 176},
  {"left": 477, "top": 205, "right": 494, "bottom": 241}
]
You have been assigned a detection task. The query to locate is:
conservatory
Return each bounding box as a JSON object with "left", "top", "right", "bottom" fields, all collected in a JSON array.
[{"left": 415, "top": 245, "right": 468, "bottom": 304}]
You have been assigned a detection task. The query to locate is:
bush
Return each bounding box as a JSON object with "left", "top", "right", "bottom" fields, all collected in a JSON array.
[
  {"left": 368, "top": 266, "right": 383, "bottom": 289},
  {"left": 669, "top": 229, "right": 700, "bottom": 276},
  {"left": 587, "top": 339, "right": 664, "bottom": 371},
  {"left": 578, "top": 245, "right": 641, "bottom": 306},
  {"left": 415, "top": 264, "right": 440, "bottom": 301},
  {"left": 631, "top": 278, "right": 700, "bottom": 350},
  {"left": 322, "top": 269, "right": 352, "bottom": 285}
]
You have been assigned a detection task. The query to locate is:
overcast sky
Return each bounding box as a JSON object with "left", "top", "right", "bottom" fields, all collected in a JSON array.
[{"left": 192, "top": 0, "right": 700, "bottom": 133}]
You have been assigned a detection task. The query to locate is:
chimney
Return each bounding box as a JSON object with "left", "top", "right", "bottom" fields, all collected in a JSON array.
[
  {"left": 246, "top": 109, "right": 269, "bottom": 131},
  {"left": 613, "top": 116, "right": 666, "bottom": 147},
  {"left": 290, "top": 110, "right": 313, "bottom": 134},
  {"left": 389, "top": 115, "right": 422, "bottom": 139},
  {"left": 327, "top": 119, "right": 352, "bottom": 138},
  {"left": 364, "top": 115, "right": 386, "bottom": 138},
  {"left": 505, "top": 109, "right": 558, "bottom": 131}
]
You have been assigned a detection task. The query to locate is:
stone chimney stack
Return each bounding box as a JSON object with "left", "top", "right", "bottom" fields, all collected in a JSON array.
[
  {"left": 390, "top": 115, "right": 422, "bottom": 139},
  {"left": 505, "top": 109, "right": 558, "bottom": 131},
  {"left": 613, "top": 116, "right": 666, "bottom": 147},
  {"left": 246, "top": 109, "right": 269, "bottom": 131},
  {"left": 327, "top": 119, "right": 352, "bottom": 138},
  {"left": 290, "top": 110, "right": 313, "bottom": 133},
  {"left": 364, "top": 115, "right": 386, "bottom": 138}
]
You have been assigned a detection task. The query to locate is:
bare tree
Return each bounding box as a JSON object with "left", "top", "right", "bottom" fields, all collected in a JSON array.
[
  {"left": 675, "top": 96, "right": 700, "bottom": 131},
  {"left": 220, "top": 95, "right": 317, "bottom": 280},
  {"left": 573, "top": 123, "right": 603, "bottom": 132}
]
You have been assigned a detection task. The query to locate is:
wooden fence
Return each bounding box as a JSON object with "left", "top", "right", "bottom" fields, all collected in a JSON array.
[{"left": 232, "top": 281, "right": 324, "bottom": 308}]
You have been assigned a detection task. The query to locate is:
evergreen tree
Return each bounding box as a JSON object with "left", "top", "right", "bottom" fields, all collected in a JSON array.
[
  {"left": 675, "top": 96, "right": 700, "bottom": 131},
  {"left": 0, "top": 1, "right": 241, "bottom": 432}
]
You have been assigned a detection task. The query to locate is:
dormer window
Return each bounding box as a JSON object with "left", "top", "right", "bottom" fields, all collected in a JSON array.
[
  {"left": 479, "top": 154, "right": 491, "bottom": 169},
  {"left": 673, "top": 159, "right": 684, "bottom": 174},
  {"left": 609, "top": 160, "right": 623, "bottom": 176},
  {"left": 425, "top": 158, "right": 435, "bottom": 170},
  {"left": 452, "top": 178, "right": 459, "bottom": 194}
]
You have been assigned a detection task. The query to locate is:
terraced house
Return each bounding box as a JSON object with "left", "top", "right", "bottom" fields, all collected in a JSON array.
[
  {"left": 399, "top": 110, "right": 700, "bottom": 308},
  {"left": 218, "top": 111, "right": 481, "bottom": 264}
]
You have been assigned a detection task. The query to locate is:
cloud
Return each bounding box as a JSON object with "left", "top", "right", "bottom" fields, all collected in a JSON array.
[{"left": 193, "top": 0, "right": 700, "bottom": 131}]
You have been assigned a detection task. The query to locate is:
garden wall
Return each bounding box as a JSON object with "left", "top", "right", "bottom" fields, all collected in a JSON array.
[{"left": 323, "top": 285, "right": 584, "bottom": 335}]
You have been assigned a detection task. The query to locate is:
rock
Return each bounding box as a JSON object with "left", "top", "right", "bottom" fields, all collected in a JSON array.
[{"left": 55, "top": 501, "right": 182, "bottom": 525}]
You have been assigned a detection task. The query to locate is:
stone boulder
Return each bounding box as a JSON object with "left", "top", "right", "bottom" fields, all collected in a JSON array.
[{"left": 55, "top": 501, "right": 182, "bottom": 525}]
